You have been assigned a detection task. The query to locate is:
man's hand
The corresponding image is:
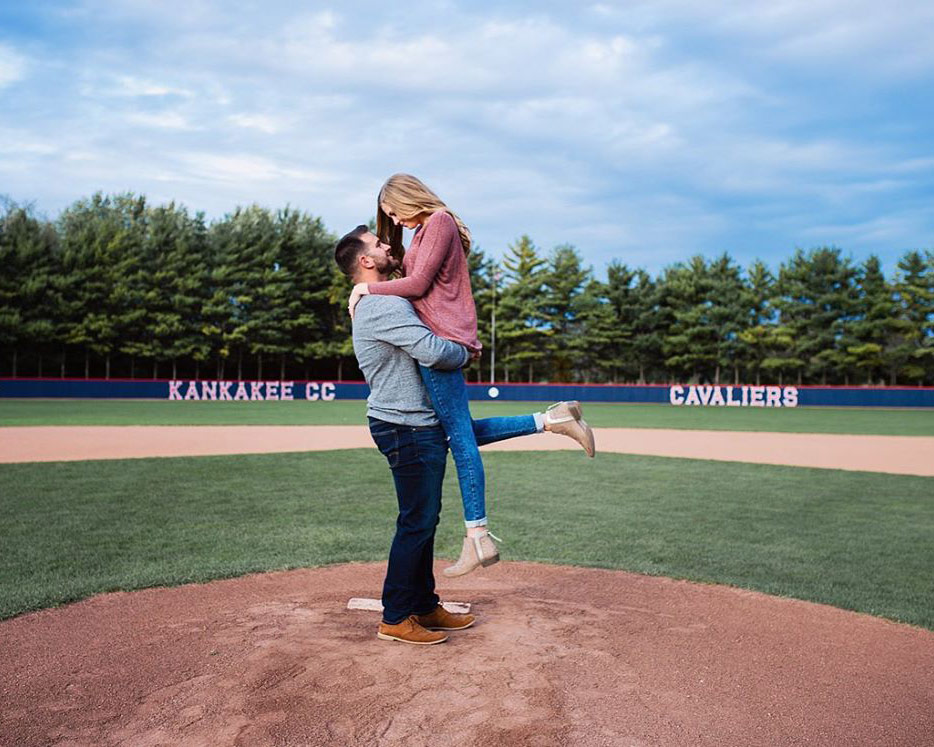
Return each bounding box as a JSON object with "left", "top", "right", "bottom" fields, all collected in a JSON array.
[
  {"left": 348, "top": 283, "right": 370, "bottom": 319},
  {"left": 470, "top": 349, "right": 481, "bottom": 361}
]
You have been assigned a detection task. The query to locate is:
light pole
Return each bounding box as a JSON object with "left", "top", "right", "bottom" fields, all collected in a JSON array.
[{"left": 490, "top": 265, "right": 501, "bottom": 384}]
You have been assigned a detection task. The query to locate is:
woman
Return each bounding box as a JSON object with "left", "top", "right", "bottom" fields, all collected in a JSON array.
[{"left": 349, "top": 174, "right": 595, "bottom": 576}]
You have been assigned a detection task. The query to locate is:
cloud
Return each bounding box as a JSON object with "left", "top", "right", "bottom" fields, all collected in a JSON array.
[
  {"left": 0, "top": 44, "right": 27, "bottom": 88},
  {"left": 1, "top": 1, "right": 932, "bottom": 278},
  {"left": 126, "top": 111, "right": 195, "bottom": 130},
  {"left": 228, "top": 113, "right": 285, "bottom": 134},
  {"left": 111, "top": 75, "right": 194, "bottom": 98}
]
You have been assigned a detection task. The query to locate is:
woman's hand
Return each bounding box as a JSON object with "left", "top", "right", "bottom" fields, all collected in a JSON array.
[{"left": 348, "top": 283, "right": 370, "bottom": 319}]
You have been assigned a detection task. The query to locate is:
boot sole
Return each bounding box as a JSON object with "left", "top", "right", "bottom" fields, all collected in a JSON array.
[
  {"left": 421, "top": 620, "right": 476, "bottom": 631},
  {"left": 377, "top": 632, "right": 448, "bottom": 645},
  {"left": 580, "top": 419, "right": 596, "bottom": 457}
]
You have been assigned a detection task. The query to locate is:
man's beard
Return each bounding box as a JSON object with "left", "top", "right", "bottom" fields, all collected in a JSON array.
[{"left": 376, "top": 254, "right": 401, "bottom": 275}]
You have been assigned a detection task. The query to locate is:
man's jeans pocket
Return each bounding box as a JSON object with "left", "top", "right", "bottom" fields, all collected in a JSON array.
[{"left": 370, "top": 425, "right": 400, "bottom": 468}]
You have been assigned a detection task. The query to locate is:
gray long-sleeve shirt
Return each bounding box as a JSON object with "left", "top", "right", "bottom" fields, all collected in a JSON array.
[{"left": 352, "top": 294, "right": 469, "bottom": 426}]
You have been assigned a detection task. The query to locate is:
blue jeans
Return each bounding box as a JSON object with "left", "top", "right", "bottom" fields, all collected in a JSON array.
[
  {"left": 369, "top": 417, "right": 447, "bottom": 625},
  {"left": 418, "top": 365, "right": 538, "bottom": 527}
]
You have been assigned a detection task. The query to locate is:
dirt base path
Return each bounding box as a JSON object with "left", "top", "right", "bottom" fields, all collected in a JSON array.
[
  {"left": 2, "top": 562, "right": 932, "bottom": 746},
  {"left": 3, "top": 425, "right": 933, "bottom": 475}
]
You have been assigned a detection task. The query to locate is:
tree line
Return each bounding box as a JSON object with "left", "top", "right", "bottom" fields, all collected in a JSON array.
[{"left": 2, "top": 193, "right": 933, "bottom": 386}]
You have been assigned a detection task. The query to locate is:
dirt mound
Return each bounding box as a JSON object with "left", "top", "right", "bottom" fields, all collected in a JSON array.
[{"left": 2, "top": 562, "right": 932, "bottom": 746}]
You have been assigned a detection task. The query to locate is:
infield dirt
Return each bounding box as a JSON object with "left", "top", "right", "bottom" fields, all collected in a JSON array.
[
  {"left": 3, "top": 561, "right": 933, "bottom": 746},
  {"left": 3, "top": 425, "right": 934, "bottom": 476}
]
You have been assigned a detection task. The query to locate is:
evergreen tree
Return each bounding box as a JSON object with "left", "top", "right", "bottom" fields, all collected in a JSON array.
[
  {"left": 572, "top": 277, "right": 620, "bottom": 382},
  {"left": 323, "top": 264, "right": 355, "bottom": 380},
  {"left": 0, "top": 200, "right": 59, "bottom": 376},
  {"left": 205, "top": 205, "right": 288, "bottom": 379},
  {"left": 115, "top": 202, "right": 209, "bottom": 379},
  {"left": 631, "top": 270, "right": 665, "bottom": 382},
  {"left": 275, "top": 208, "right": 334, "bottom": 380},
  {"left": 775, "top": 248, "right": 859, "bottom": 384},
  {"left": 892, "top": 250, "right": 934, "bottom": 384},
  {"left": 497, "top": 235, "right": 550, "bottom": 382},
  {"left": 602, "top": 262, "right": 638, "bottom": 381},
  {"left": 542, "top": 244, "right": 590, "bottom": 381},
  {"left": 736, "top": 260, "right": 775, "bottom": 385},
  {"left": 57, "top": 193, "right": 148, "bottom": 378},
  {"left": 707, "top": 253, "right": 747, "bottom": 384},
  {"left": 466, "top": 246, "right": 495, "bottom": 383},
  {"left": 662, "top": 256, "right": 718, "bottom": 382},
  {"left": 847, "top": 255, "right": 903, "bottom": 384}
]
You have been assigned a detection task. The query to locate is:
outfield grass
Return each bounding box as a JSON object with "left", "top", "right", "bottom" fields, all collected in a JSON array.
[
  {"left": 2, "top": 450, "right": 932, "bottom": 628},
  {"left": 3, "top": 399, "right": 934, "bottom": 435}
]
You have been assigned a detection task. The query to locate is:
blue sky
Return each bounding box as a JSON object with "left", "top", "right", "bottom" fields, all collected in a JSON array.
[{"left": 1, "top": 0, "right": 933, "bottom": 277}]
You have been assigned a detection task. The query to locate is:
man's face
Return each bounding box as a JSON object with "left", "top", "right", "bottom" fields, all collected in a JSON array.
[{"left": 360, "top": 231, "right": 400, "bottom": 275}]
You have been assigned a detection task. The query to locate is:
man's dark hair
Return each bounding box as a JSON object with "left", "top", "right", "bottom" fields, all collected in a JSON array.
[{"left": 334, "top": 225, "right": 369, "bottom": 278}]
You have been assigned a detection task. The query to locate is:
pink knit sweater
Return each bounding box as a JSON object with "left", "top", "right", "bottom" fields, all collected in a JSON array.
[{"left": 367, "top": 210, "right": 481, "bottom": 353}]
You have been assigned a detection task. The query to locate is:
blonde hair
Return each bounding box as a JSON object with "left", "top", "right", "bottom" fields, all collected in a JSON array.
[{"left": 377, "top": 173, "right": 472, "bottom": 261}]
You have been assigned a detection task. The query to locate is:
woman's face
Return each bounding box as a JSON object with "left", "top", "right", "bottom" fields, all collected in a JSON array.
[{"left": 380, "top": 201, "right": 422, "bottom": 230}]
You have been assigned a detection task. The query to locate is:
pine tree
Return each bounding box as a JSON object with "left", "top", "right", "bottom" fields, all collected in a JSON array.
[
  {"left": 497, "top": 235, "right": 550, "bottom": 382},
  {"left": 601, "top": 262, "right": 638, "bottom": 381},
  {"left": 847, "top": 255, "right": 904, "bottom": 384},
  {"left": 630, "top": 270, "right": 665, "bottom": 382},
  {"left": 707, "top": 253, "right": 747, "bottom": 384},
  {"left": 572, "top": 278, "right": 621, "bottom": 382},
  {"left": 205, "top": 205, "right": 286, "bottom": 380},
  {"left": 736, "top": 260, "right": 775, "bottom": 385},
  {"left": 775, "top": 248, "right": 859, "bottom": 384},
  {"left": 0, "top": 201, "right": 59, "bottom": 376},
  {"left": 57, "top": 193, "right": 148, "bottom": 379},
  {"left": 662, "top": 256, "right": 718, "bottom": 382},
  {"left": 542, "top": 244, "right": 590, "bottom": 381},
  {"left": 277, "top": 208, "right": 335, "bottom": 381},
  {"left": 893, "top": 250, "right": 934, "bottom": 384},
  {"left": 466, "top": 246, "right": 494, "bottom": 383}
]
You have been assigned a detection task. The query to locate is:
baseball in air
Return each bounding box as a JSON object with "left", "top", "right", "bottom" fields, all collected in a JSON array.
[{"left": 488, "top": 386, "right": 500, "bottom": 398}]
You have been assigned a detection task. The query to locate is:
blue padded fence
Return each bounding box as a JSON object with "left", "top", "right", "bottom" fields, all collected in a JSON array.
[{"left": 1, "top": 378, "right": 933, "bottom": 408}]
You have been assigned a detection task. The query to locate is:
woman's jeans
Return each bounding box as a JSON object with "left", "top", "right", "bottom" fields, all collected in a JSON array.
[
  {"left": 369, "top": 417, "right": 447, "bottom": 625},
  {"left": 418, "top": 365, "right": 538, "bottom": 527}
]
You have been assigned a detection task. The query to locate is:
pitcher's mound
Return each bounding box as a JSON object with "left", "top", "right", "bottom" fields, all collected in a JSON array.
[{"left": 2, "top": 562, "right": 932, "bottom": 746}]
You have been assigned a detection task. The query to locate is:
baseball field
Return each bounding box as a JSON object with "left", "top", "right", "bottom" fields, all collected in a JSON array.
[{"left": 2, "top": 400, "right": 933, "bottom": 745}]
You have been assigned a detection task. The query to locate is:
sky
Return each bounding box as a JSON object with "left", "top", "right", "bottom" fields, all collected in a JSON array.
[{"left": 1, "top": 0, "right": 933, "bottom": 278}]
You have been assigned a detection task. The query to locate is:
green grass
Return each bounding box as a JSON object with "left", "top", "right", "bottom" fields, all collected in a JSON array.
[
  {"left": 3, "top": 399, "right": 934, "bottom": 435},
  {"left": 2, "top": 450, "right": 932, "bottom": 628}
]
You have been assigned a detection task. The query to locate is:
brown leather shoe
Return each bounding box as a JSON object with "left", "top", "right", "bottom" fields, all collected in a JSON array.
[
  {"left": 442, "top": 531, "right": 500, "bottom": 578},
  {"left": 544, "top": 400, "right": 596, "bottom": 457},
  {"left": 415, "top": 604, "right": 476, "bottom": 631},
  {"left": 377, "top": 616, "right": 448, "bottom": 645}
]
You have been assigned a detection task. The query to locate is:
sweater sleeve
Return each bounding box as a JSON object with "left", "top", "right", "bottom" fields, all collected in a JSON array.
[
  {"left": 367, "top": 211, "right": 456, "bottom": 299},
  {"left": 362, "top": 297, "right": 469, "bottom": 370}
]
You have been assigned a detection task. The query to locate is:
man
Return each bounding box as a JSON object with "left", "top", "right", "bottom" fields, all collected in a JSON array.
[
  {"left": 334, "top": 224, "right": 474, "bottom": 645},
  {"left": 334, "top": 225, "right": 596, "bottom": 645}
]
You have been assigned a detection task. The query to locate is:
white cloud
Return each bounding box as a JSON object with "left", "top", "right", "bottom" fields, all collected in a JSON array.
[
  {"left": 175, "top": 152, "right": 331, "bottom": 185},
  {"left": 113, "top": 75, "right": 194, "bottom": 98},
  {"left": 0, "top": 44, "right": 27, "bottom": 88},
  {"left": 228, "top": 113, "right": 285, "bottom": 134},
  {"left": 126, "top": 111, "right": 195, "bottom": 130}
]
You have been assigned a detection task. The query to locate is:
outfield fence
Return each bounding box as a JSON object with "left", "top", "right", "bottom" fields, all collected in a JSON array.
[{"left": 2, "top": 378, "right": 933, "bottom": 408}]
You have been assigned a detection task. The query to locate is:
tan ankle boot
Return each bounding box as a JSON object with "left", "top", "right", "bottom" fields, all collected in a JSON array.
[
  {"left": 544, "top": 400, "right": 596, "bottom": 457},
  {"left": 443, "top": 530, "right": 500, "bottom": 577}
]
